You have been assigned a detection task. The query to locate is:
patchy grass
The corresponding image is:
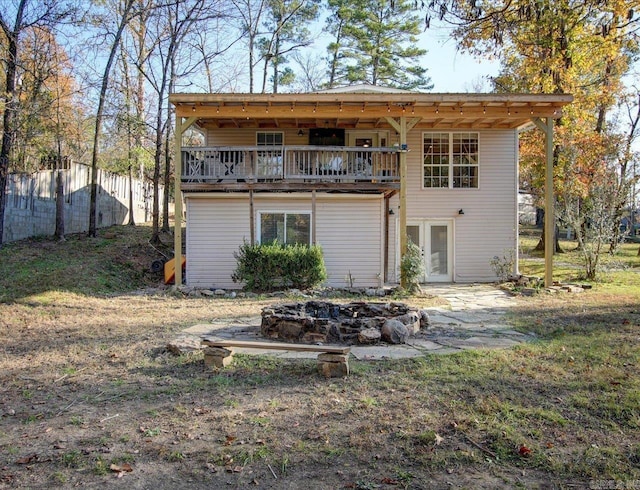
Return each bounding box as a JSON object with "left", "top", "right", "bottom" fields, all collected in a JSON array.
[
  {"left": 0, "top": 225, "right": 639, "bottom": 488},
  {"left": 519, "top": 226, "right": 640, "bottom": 291},
  {"left": 0, "top": 224, "right": 169, "bottom": 302}
]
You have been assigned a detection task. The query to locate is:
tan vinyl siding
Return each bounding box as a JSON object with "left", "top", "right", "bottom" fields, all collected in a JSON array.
[
  {"left": 402, "top": 129, "right": 518, "bottom": 282},
  {"left": 205, "top": 128, "right": 302, "bottom": 146},
  {"left": 316, "top": 195, "right": 383, "bottom": 288},
  {"left": 185, "top": 193, "right": 384, "bottom": 289},
  {"left": 186, "top": 197, "right": 250, "bottom": 288}
]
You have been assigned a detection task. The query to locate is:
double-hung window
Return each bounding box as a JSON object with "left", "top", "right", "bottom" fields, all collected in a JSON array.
[
  {"left": 259, "top": 212, "right": 311, "bottom": 246},
  {"left": 423, "top": 132, "right": 479, "bottom": 188}
]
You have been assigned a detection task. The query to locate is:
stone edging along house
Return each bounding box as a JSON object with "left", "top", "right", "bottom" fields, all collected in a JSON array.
[{"left": 169, "top": 85, "right": 572, "bottom": 289}]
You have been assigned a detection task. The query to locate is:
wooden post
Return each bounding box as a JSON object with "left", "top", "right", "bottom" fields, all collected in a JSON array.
[
  {"left": 544, "top": 117, "right": 554, "bottom": 288},
  {"left": 532, "top": 117, "right": 555, "bottom": 288},
  {"left": 384, "top": 116, "right": 420, "bottom": 288},
  {"left": 249, "top": 189, "right": 255, "bottom": 245},
  {"left": 384, "top": 116, "right": 409, "bottom": 288},
  {"left": 398, "top": 117, "right": 408, "bottom": 289},
  {"left": 312, "top": 189, "right": 316, "bottom": 245},
  {"left": 384, "top": 195, "right": 390, "bottom": 283},
  {"left": 173, "top": 116, "right": 197, "bottom": 287},
  {"left": 174, "top": 117, "right": 183, "bottom": 287}
]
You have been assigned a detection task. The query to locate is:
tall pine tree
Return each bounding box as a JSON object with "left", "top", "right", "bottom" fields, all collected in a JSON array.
[{"left": 324, "top": 0, "right": 432, "bottom": 90}]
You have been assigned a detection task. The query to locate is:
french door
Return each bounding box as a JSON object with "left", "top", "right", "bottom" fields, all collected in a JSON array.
[{"left": 406, "top": 220, "right": 453, "bottom": 282}]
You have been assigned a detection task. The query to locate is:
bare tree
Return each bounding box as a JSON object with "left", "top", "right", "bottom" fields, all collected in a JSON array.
[
  {"left": 114, "top": 0, "right": 153, "bottom": 226},
  {"left": 88, "top": 0, "right": 137, "bottom": 237},
  {"left": 190, "top": 21, "right": 244, "bottom": 92},
  {"left": 230, "top": 0, "right": 267, "bottom": 93},
  {"left": 116, "top": 40, "right": 137, "bottom": 225},
  {"left": 289, "top": 51, "right": 326, "bottom": 92},
  {"left": 140, "top": 0, "right": 221, "bottom": 243}
]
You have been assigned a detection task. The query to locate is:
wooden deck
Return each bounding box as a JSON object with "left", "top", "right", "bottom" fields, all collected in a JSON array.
[{"left": 181, "top": 145, "right": 400, "bottom": 191}]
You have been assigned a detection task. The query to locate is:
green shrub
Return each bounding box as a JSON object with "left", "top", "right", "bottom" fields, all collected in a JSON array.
[
  {"left": 400, "top": 238, "right": 423, "bottom": 293},
  {"left": 232, "top": 241, "right": 327, "bottom": 292}
]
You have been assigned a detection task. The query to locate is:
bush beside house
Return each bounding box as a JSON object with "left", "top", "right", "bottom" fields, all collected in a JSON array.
[{"left": 232, "top": 241, "right": 327, "bottom": 292}]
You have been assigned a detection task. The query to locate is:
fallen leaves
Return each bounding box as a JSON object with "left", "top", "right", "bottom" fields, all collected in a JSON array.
[
  {"left": 221, "top": 454, "right": 243, "bottom": 473},
  {"left": 518, "top": 445, "right": 533, "bottom": 457},
  {"left": 15, "top": 454, "right": 37, "bottom": 465},
  {"left": 381, "top": 476, "right": 400, "bottom": 484},
  {"left": 110, "top": 463, "right": 133, "bottom": 478}
]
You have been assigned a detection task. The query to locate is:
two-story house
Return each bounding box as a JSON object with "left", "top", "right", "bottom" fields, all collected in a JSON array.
[{"left": 169, "top": 85, "right": 571, "bottom": 289}]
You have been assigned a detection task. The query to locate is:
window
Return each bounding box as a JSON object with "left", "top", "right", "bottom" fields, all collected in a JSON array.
[
  {"left": 259, "top": 212, "right": 311, "bottom": 246},
  {"left": 256, "top": 132, "right": 284, "bottom": 178},
  {"left": 423, "top": 132, "right": 479, "bottom": 188},
  {"left": 257, "top": 131, "right": 284, "bottom": 146}
]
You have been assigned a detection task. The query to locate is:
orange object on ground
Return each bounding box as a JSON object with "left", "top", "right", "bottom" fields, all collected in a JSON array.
[{"left": 164, "top": 256, "right": 186, "bottom": 284}]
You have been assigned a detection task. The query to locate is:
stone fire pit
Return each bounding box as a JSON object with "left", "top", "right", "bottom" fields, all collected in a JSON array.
[{"left": 260, "top": 301, "right": 429, "bottom": 345}]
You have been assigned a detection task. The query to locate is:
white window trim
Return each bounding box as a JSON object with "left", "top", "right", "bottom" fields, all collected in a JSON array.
[
  {"left": 257, "top": 210, "right": 312, "bottom": 245},
  {"left": 422, "top": 132, "right": 480, "bottom": 190}
]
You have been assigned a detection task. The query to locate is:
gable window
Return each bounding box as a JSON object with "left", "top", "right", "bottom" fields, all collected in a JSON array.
[
  {"left": 259, "top": 212, "right": 311, "bottom": 246},
  {"left": 423, "top": 132, "right": 479, "bottom": 188}
]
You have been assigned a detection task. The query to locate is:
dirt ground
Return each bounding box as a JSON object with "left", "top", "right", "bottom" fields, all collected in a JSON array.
[{"left": 0, "top": 291, "right": 604, "bottom": 489}]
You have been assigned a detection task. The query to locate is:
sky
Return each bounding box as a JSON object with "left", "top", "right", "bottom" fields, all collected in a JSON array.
[{"left": 417, "top": 28, "right": 501, "bottom": 93}]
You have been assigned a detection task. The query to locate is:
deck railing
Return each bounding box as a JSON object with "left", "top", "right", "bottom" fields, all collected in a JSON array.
[{"left": 181, "top": 146, "right": 400, "bottom": 183}]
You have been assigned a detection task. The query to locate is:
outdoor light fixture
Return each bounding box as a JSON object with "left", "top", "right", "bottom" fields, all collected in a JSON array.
[
  {"left": 388, "top": 209, "right": 395, "bottom": 215},
  {"left": 297, "top": 129, "right": 305, "bottom": 136},
  {"left": 458, "top": 209, "right": 465, "bottom": 215}
]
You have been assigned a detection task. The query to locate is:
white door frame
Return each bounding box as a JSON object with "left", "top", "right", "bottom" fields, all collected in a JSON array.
[{"left": 404, "top": 219, "right": 454, "bottom": 283}]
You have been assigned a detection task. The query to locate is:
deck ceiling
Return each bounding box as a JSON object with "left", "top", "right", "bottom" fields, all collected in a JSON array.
[{"left": 170, "top": 92, "right": 573, "bottom": 131}]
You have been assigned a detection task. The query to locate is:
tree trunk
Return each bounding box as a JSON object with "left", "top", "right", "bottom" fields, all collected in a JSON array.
[
  {"left": 89, "top": 0, "right": 135, "bottom": 237},
  {"left": 127, "top": 164, "right": 135, "bottom": 225},
  {"left": 162, "top": 126, "right": 171, "bottom": 233},
  {"left": 162, "top": 58, "right": 177, "bottom": 233},
  {"left": 54, "top": 170, "right": 65, "bottom": 240},
  {"left": 534, "top": 225, "right": 563, "bottom": 253},
  {"left": 151, "top": 123, "right": 162, "bottom": 244}
]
